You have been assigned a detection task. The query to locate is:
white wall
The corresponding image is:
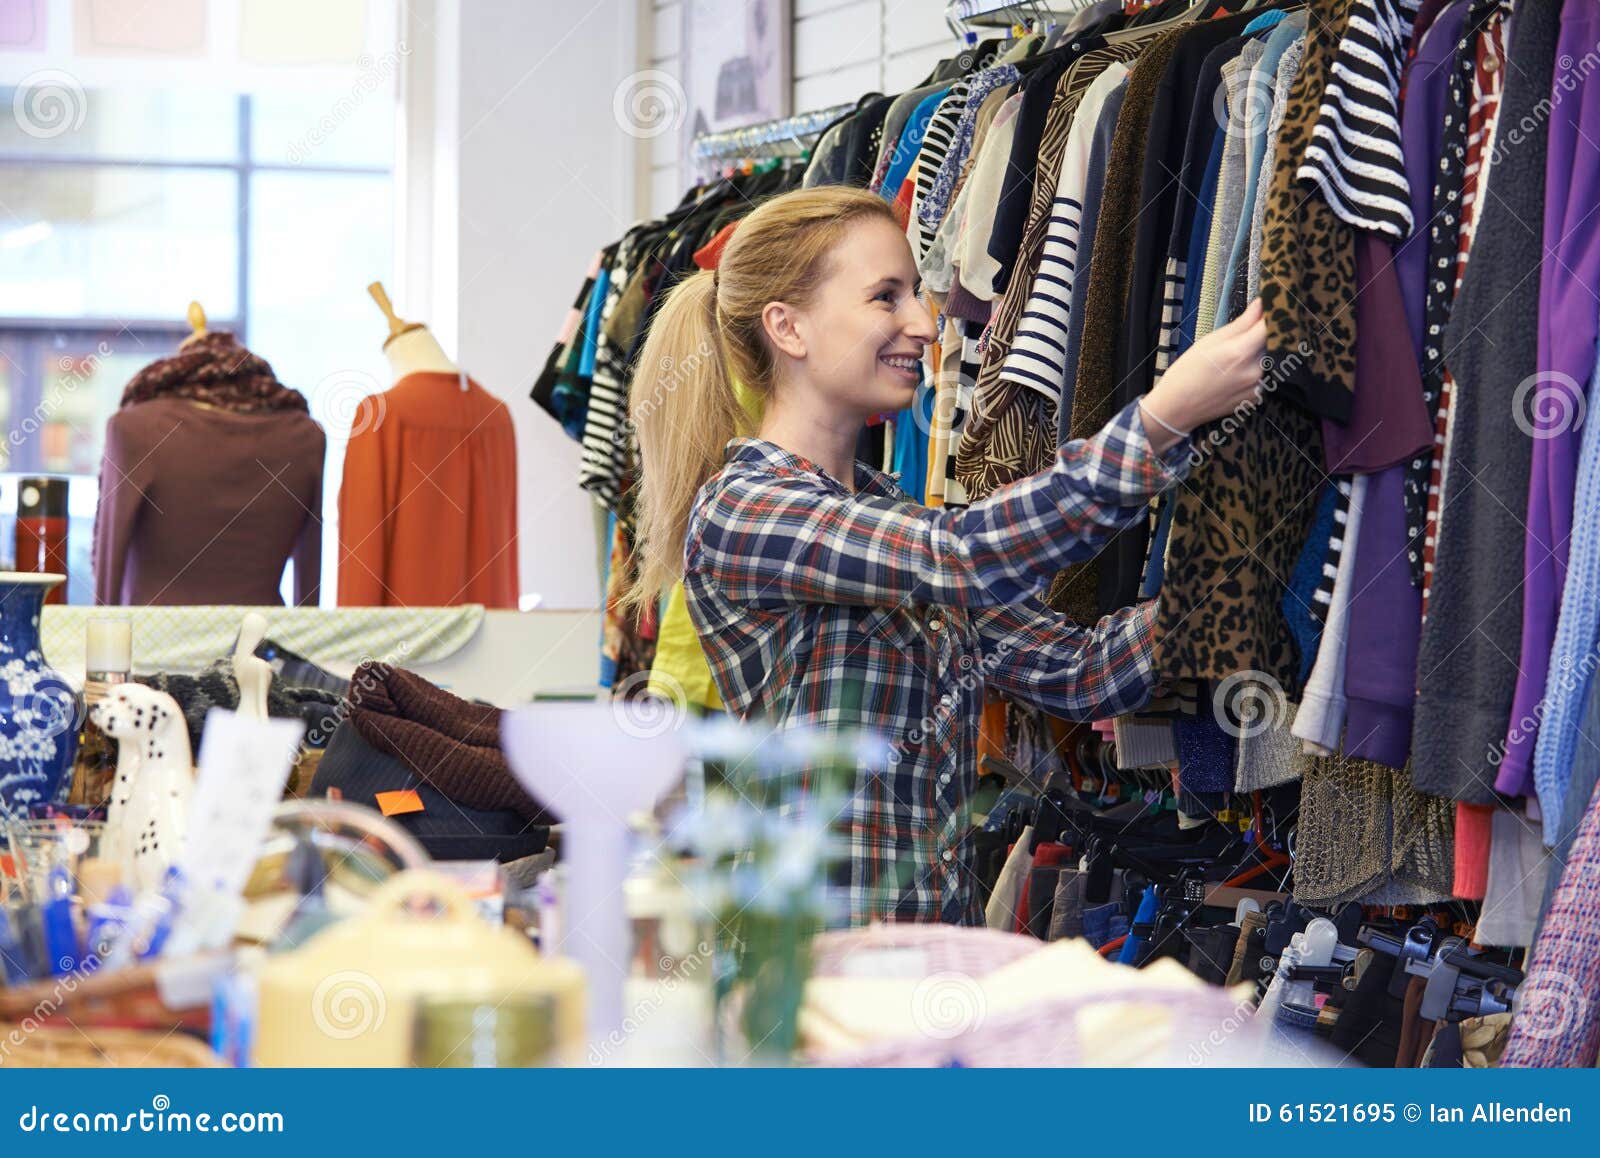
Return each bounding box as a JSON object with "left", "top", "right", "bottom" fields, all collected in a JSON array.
[
  {"left": 645, "top": 0, "right": 955, "bottom": 217},
  {"left": 401, "top": 0, "right": 639, "bottom": 612},
  {"left": 398, "top": 0, "right": 951, "bottom": 610}
]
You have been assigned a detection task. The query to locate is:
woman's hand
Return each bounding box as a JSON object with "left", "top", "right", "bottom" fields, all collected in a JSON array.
[{"left": 1137, "top": 297, "right": 1269, "bottom": 453}]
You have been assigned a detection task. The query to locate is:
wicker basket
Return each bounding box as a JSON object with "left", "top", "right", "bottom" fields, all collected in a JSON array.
[
  {"left": 0, "top": 954, "right": 227, "bottom": 1034},
  {"left": 0, "top": 1023, "right": 222, "bottom": 1067}
]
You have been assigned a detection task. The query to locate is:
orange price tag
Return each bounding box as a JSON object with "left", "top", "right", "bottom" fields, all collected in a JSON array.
[{"left": 375, "top": 789, "right": 425, "bottom": 817}]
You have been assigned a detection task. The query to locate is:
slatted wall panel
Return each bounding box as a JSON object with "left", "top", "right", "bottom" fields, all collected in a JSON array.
[{"left": 643, "top": 0, "right": 955, "bottom": 217}]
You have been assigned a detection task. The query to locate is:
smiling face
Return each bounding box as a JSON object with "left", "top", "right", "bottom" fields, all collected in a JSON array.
[{"left": 769, "top": 215, "right": 937, "bottom": 421}]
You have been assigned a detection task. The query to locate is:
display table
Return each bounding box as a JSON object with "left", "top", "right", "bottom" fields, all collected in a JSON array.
[{"left": 40, "top": 605, "right": 603, "bottom": 706}]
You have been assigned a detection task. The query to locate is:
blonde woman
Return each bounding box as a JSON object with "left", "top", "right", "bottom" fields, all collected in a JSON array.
[{"left": 627, "top": 186, "right": 1267, "bottom": 926}]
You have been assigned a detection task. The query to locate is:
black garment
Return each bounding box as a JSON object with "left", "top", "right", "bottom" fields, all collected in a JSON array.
[
  {"left": 1185, "top": 923, "right": 1242, "bottom": 984},
  {"left": 312, "top": 721, "right": 549, "bottom": 863},
  {"left": 1161, "top": 36, "right": 1234, "bottom": 316},
  {"left": 1116, "top": 19, "right": 1257, "bottom": 411},
  {"left": 1425, "top": 1022, "right": 1464, "bottom": 1067},
  {"left": 971, "top": 829, "right": 1010, "bottom": 907},
  {"left": 1329, "top": 951, "right": 1407, "bottom": 1068},
  {"left": 842, "top": 94, "right": 894, "bottom": 186}
]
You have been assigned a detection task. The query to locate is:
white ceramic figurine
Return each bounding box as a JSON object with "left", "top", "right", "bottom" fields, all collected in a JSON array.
[{"left": 92, "top": 684, "right": 194, "bottom": 894}]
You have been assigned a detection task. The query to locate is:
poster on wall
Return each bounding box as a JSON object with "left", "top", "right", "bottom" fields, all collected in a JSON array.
[{"left": 682, "top": 0, "right": 790, "bottom": 170}]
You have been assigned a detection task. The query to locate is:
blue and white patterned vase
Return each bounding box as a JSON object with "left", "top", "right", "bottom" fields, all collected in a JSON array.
[{"left": 0, "top": 572, "right": 81, "bottom": 820}]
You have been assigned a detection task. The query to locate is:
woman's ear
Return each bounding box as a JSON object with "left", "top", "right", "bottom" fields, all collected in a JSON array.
[{"left": 761, "top": 300, "right": 807, "bottom": 360}]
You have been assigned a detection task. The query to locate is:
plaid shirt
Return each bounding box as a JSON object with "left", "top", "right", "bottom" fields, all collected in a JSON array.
[{"left": 683, "top": 399, "right": 1191, "bottom": 926}]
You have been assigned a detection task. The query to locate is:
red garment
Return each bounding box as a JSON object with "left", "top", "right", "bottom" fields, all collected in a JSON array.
[
  {"left": 891, "top": 176, "right": 915, "bottom": 231},
  {"left": 694, "top": 222, "right": 740, "bottom": 271},
  {"left": 338, "top": 371, "right": 519, "bottom": 608},
  {"left": 1014, "top": 842, "right": 1076, "bottom": 936},
  {"left": 1452, "top": 802, "right": 1495, "bottom": 900}
]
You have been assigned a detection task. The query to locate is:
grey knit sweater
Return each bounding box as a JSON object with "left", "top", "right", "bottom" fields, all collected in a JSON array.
[{"left": 1410, "top": 0, "right": 1561, "bottom": 802}]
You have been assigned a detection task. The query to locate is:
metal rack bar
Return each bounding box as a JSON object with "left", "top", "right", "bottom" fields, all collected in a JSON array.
[
  {"left": 689, "top": 102, "right": 857, "bottom": 162},
  {"left": 944, "top": 0, "right": 1092, "bottom": 37}
]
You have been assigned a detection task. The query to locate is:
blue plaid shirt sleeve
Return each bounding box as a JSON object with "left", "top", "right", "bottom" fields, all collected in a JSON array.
[
  {"left": 688, "top": 399, "right": 1191, "bottom": 612},
  {"left": 971, "top": 598, "right": 1163, "bottom": 720}
]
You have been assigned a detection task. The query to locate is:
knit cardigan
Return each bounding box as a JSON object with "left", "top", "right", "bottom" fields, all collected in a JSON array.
[
  {"left": 1532, "top": 332, "right": 1600, "bottom": 841},
  {"left": 1501, "top": 778, "right": 1600, "bottom": 1068},
  {"left": 1410, "top": 0, "right": 1556, "bottom": 802}
]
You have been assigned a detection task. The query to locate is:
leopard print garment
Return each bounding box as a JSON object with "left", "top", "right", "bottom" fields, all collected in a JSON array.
[
  {"left": 1146, "top": 0, "right": 1349, "bottom": 690},
  {"left": 1256, "top": 0, "right": 1359, "bottom": 424},
  {"left": 1152, "top": 394, "right": 1324, "bottom": 692}
]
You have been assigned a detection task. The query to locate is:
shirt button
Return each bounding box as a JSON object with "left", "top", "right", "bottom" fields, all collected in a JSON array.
[
  {"left": 939, "top": 772, "right": 951, "bottom": 786},
  {"left": 928, "top": 617, "right": 943, "bottom": 632},
  {"left": 940, "top": 694, "right": 953, "bottom": 708},
  {"left": 941, "top": 849, "right": 954, "bottom": 863}
]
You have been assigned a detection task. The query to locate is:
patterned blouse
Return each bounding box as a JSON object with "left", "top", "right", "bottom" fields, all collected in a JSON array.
[{"left": 682, "top": 398, "right": 1192, "bottom": 925}]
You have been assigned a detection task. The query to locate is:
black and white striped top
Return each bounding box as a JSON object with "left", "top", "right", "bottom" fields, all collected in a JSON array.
[
  {"left": 1312, "top": 477, "right": 1355, "bottom": 624},
  {"left": 578, "top": 238, "right": 635, "bottom": 511},
  {"left": 908, "top": 84, "right": 967, "bottom": 263},
  {"left": 1297, "top": 0, "right": 1423, "bottom": 239}
]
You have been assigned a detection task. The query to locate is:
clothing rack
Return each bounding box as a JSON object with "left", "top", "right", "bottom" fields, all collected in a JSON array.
[{"left": 689, "top": 102, "right": 857, "bottom": 166}]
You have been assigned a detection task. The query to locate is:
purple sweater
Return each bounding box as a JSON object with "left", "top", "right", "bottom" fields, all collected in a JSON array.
[
  {"left": 1320, "top": 234, "right": 1433, "bottom": 473},
  {"left": 1499, "top": 2, "right": 1600, "bottom": 793},
  {"left": 1340, "top": 1, "right": 1465, "bottom": 770}
]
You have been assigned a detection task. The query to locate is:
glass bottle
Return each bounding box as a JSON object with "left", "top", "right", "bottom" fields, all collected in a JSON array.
[
  {"left": 68, "top": 618, "right": 132, "bottom": 808},
  {"left": 14, "top": 476, "right": 69, "bottom": 605}
]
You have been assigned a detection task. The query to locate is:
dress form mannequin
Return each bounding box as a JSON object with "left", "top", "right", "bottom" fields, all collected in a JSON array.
[
  {"left": 368, "top": 282, "right": 461, "bottom": 383},
  {"left": 341, "top": 283, "right": 517, "bottom": 608}
]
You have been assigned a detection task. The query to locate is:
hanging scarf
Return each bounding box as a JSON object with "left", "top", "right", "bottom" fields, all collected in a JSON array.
[{"left": 118, "top": 331, "right": 309, "bottom": 414}]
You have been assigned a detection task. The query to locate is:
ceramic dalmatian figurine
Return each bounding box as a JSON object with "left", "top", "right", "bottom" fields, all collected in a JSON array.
[{"left": 91, "top": 684, "right": 194, "bottom": 894}]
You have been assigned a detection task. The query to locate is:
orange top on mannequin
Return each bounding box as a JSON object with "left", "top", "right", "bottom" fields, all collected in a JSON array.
[{"left": 336, "top": 284, "right": 519, "bottom": 609}]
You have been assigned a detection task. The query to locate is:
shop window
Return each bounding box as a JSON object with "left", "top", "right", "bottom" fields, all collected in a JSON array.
[{"left": 0, "top": 87, "right": 393, "bottom": 604}]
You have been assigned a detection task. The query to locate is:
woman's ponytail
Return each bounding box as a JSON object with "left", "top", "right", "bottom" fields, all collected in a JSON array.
[
  {"left": 625, "top": 269, "right": 744, "bottom": 616},
  {"left": 622, "top": 186, "right": 898, "bottom": 618}
]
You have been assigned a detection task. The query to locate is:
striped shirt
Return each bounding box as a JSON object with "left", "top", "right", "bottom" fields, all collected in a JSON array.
[
  {"left": 920, "top": 63, "right": 1022, "bottom": 230},
  {"left": 1297, "top": 0, "right": 1424, "bottom": 239},
  {"left": 1313, "top": 478, "right": 1354, "bottom": 624},
  {"left": 907, "top": 85, "right": 967, "bottom": 264},
  {"left": 999, "top": 63, "right": 1129, "bottom": 404},
  {"left": 578, "top": 235, "right": 637, "bottom": 510}
]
